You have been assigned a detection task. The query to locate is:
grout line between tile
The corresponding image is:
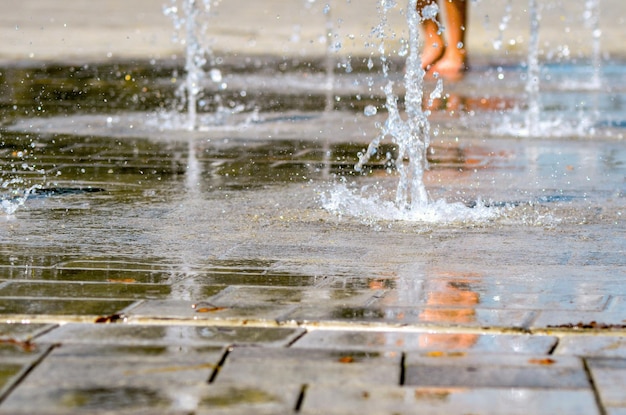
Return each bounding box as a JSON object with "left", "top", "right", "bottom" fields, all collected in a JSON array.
[{"left": 582, "top": 358, "right": 607, "bottom": 415}]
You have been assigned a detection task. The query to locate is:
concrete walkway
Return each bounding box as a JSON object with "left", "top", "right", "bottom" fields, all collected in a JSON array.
[
  {"left": 1, "top": 0, "right": 625, "bottom": 63},
  {"left": 1, "top": 1, "right": 625, "bottom": 414}
]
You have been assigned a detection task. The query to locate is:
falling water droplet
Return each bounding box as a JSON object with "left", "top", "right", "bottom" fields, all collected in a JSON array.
[{"left": 364, "top": 105, "right": 377, "bottom": 116}]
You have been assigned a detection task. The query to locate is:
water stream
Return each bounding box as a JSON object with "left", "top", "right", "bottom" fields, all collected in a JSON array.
[
  {"left": 356, "top": 0, "right": 433, "bottom": 210},
  {"left": 164, "top": 0, "right": 212, "bottom": 130},
  {"left": 525, "top": 0, "right": 541, "bottom": 137}
]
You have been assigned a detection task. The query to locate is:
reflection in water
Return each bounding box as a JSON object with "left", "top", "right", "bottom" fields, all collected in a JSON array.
[
  {"left": 377, "top": 268, "right": 481, "bottom": 351},
  {"left": 427, "top": 93, "right": 517, "bottom": 115},
  {"left": 418, "top": 271, "right": 480, "bottom": 350},
  {"left": 163, "top": 139, "right": 205, "bottom": 411}
]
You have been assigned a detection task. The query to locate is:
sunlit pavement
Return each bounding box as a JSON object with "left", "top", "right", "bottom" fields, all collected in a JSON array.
[{"left": 1, "top": 1, "right": 626, "bottom": 414}]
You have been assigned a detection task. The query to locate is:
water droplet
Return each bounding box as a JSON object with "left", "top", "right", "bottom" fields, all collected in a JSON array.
[
  {"left": 209, "top": 69, "right": 222, "bottom": 82},
  {"left": 364, "top": 105, "right": 377, "bottom": 117}
]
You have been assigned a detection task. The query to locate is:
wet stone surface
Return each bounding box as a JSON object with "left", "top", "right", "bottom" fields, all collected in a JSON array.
[
  {"left": 291, "top": 329, "right": 558, "bottom": 354},
  {"left": 1, "top": 59, "right": 625, "bottom": 414},
  {"left": 37, "top": 324, "right": 305, "bottom": 348}
]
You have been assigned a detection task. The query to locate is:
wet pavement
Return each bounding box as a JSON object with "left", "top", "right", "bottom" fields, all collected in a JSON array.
[{"left": 1, "top": 1, "right": 626, "bottom": 414}]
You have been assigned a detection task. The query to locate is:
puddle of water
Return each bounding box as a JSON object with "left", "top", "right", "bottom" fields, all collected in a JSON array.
[
  {"left": 0, "top": 60, "right": 625, "bottom": 324},
  {"left": 0, "top": 299, "right": 135, "bottom": 317},
  {"left": 0, "top": 281, "right": 171, "bottom": 300}
]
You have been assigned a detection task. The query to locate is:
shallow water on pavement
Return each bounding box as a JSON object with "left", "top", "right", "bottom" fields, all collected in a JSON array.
[{"left": 0, "top": 60, "right": 624, "bottom": 321}]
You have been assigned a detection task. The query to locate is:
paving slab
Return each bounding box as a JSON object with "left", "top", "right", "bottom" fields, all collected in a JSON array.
[
  {"left": 555, "top": 336, "right": 626, "bottom": 358},
  {"left": 284, "top": 305, "right": 534, "bottom": 329},
  {"left": 0, "top": 344, "right": 223, "bottom": 414},
  {"left": 586, "top": 358, "right": 626, "bottom": 410},
  {"left": 0, "top": 323, "right": 56, "bottom": 342},
  {"left": 0, "top": 341, "right": 53, "bottom": 405},
  {"left": 299, "top": 385, "right": 601, "bottom": 415},
  {"left": 125, "top": 299, "right": 297, "bottom": 323},
  {"left": 36, "top": 323, "right": 305, "bottom": 347},
  {"left": 215, "top": 346, "right": 401, "bottom": 386},
  {"left": 0, "top": 298, "right": 136, "bottom": 319},
  {"left": 292, "top": 329, "right": 558, "bottom": 354},
  {"left": 404, "top": 352, "right": 589, "bottom": 388},
  {"left": 194, "top": 382, "right": 302, "bottom": 415}
]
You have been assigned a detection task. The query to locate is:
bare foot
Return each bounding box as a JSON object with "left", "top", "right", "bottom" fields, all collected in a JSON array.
[
  {"left": 420, "top": 19, "right": 444, "bottom": 70},
  {"left": 421, "top": 43, "right": 444, "bottom": 70},
  {"left": 428, "top": 50, "right": 467, "bottom": 81}
]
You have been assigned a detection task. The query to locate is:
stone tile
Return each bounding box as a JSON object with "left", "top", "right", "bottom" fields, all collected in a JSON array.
[
  {"left": 284, "top": 305, "right": 533, "bottom": 329},
  {"left": 0, "top": 298, "right": 135, "bottom": 317},
  {"left": 37, "top": 323, "right": 304, "bottom": 347},
  {"left": 292, "top": 329, "right": 557, "bottom": 354},
  {"left": 57, "top": 260, "right": 172, "bottom": 272},
  {"left": 0, "top": 342, "right": 54, "bottom": 399},
  {"left": 0, "top": 342, "right": 48, "bottom": 362},
  {"left": 1, "top": 382, "right": 202, "bottom": 414},
  {"left": 126, "top": 299, "right": 295, "bottom": 322},
  {"left": 0, "top": 344, "right": 224, "bottom": 413},
  {"left": 327, "top": 276, "right": 397, "bottom": 291},
  {"left": 51, "top": 344, "right": 225, "bottom": 360},
  {"left": 212, "top": 286, "right": 377, "bottom": 307},
  {"left": 555, "top": 336, "right": 626, "bottom": 358},
  {"left": 4, "top": 349, "right": 217, "bottom": 387},
  {"left": 185, "top": 272, "right": 320, "bottom": 287},
  {"left": 300, "top": 385, "right": 600, "bottom": 415},
  {"left": 587, "top": 358, "right": 626, "bottom": 407},
  {"left": 608, "top": 296, "right": 626, "bottom": 313},
  {"left": 195, "top": 382, "right": 302, "bottom": 414},
  {"left": 0, "top": 281, "right": 171, "bottom": 300},
  {"left": 0, "top": 362, "right": 23, "bottom": 392},
  {"left": 215, "top": 347, "right": 401, "bottom": 386},
  {"left": 0, "top": 323, "right": 55, "bottom": 342},
  {"left": 0, "top": 266, "right": 171, "bottom": 284},
  {"left": 479, "top": 294, "right": 610, "bottom": 311},
  {"left": 377, "top": 282, "right": 610, "bottom": 312},
  {"left": 225, "top": 346, "right": 399, "bottom": 362},
  {"left": 404, "top": 353, "right": 588, "bottom": 388}
]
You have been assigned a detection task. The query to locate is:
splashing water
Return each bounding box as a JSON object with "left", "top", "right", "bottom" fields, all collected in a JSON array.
[
  {"left": 321, "top": 0, "right": 503, "bottom": 224},
  {"left": 525, "top": 0, "right": 541, "bottom": 137},
  {"left": 322, "top": 182, "right": 501, "bottom": 224},
  {"left": 584, "top": 0, "right": 602, "bottom": 88},
  {"left": 356, "top": 0, "right": 436, "bottom": 211},
  {"left": 164, "top": 0, "right": 214, "bottom": 130},
  {"left": 1, "top": 178, "right": 41, "bottom": 216},
  {"left": 492, "top": 0, "right": 513, "bottom": 51},
  {"left": 492, "top": 0, "right": 601, "bottom": 138}
]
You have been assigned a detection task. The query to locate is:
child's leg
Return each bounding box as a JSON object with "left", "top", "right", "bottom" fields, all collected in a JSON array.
[
  {"left": 418, "top": 0, "right": 445, "bottom": 69},
  {"left": 430, "top": 0, "right": 468, "bottom": 76}
]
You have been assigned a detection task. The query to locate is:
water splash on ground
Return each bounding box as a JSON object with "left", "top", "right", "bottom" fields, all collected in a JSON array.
[
  {"left": 322, "top": 182, "right": 502, "bottom": 224},
  {"left": 355, "top": 0, "right": 433, "bottom": 211},
  {"left": 1, "top": 179, "right": 41, "bottom": 216}
]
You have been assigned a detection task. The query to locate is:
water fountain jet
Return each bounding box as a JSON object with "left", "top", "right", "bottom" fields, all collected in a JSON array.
[
  {"left": 356, "top": 0, "right": 435, "bottom": 211},
  {"left": 164, "top": 0, "right": 214, "bottom": 130}
]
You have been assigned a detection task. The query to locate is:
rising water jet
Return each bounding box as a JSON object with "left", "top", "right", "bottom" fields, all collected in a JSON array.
[{"left": 356, "top": 0, "right": 437, "bottom": 210}]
